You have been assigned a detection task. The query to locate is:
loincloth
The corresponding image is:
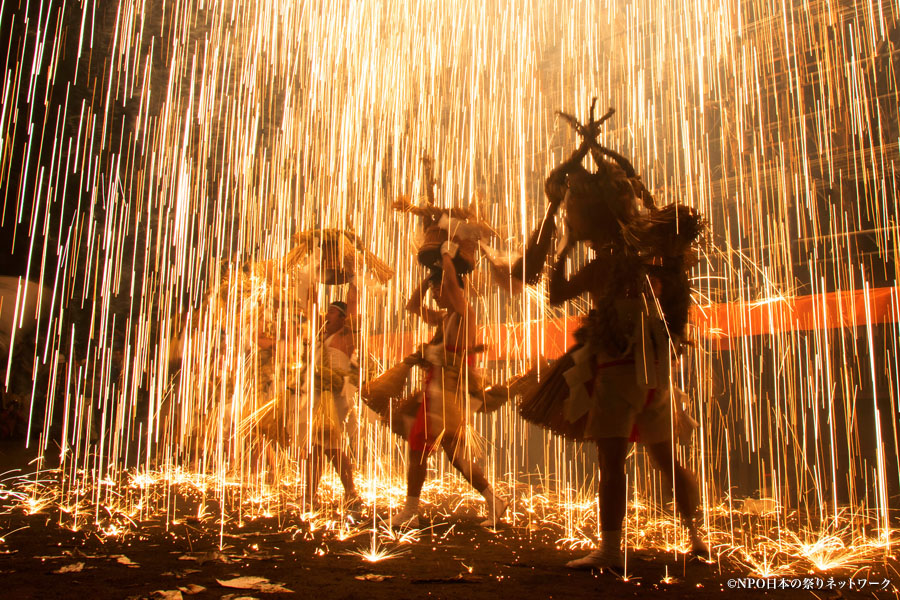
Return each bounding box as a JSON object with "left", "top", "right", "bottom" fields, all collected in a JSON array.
[{"left": 407, "top": 348, "right": 482, "bottom": 459}]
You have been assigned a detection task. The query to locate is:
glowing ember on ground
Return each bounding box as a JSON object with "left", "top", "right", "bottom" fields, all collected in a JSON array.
[{"left": 0, "top": 0, "right": 898, "bottom": 596}]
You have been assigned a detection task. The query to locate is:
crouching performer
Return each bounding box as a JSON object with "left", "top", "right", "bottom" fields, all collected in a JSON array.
[{"left": 516, "top": 102, "right": 708, "bottom": 571}]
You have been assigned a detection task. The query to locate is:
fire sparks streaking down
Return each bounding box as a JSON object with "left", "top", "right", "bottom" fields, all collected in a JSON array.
[{"left": 0, "top": 0, "right": 898, "bottom": 582}]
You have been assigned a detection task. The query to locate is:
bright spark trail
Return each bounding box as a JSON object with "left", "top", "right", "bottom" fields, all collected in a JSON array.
[{"left": 0, "top": 0, "right": 898, "bottom": 579}]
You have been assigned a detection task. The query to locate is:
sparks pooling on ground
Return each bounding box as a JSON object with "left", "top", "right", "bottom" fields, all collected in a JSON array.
[{"left": 0, "top": 0, "right": 897, "bottom": 573}]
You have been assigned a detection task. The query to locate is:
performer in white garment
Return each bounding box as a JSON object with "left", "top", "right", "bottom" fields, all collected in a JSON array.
[{"left": 304, "top": 280, "right": 361, "bottom": 509}]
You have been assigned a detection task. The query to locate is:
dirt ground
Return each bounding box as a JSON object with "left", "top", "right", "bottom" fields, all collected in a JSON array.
[
  {"left": 1, "top": 497, "right": 898, "bottom": 600},
  {"left": 1, "top": 442, "right": 898, "bottom": 599}
]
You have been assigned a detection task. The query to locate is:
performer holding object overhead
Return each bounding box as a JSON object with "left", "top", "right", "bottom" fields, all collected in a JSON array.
[
  {"left": 359, "top": 155, "right": 533, "bottom": 527},
  {"left": 289, "top": 229, "right": 393, "bottom": 511},
  {"left": 516, "top": 100, "right": 709, "bottom": 571},
  {"left": 393, "top": 243, "right": 508, "bottom": 528}
]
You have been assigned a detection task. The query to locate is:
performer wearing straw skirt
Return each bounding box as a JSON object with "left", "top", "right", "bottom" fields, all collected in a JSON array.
[
  {"left": 391, "top": 247, "right": 508, "bottom": 529},
  {"left": 302, "top": 281, "right": 361, "bottom": 510},
  {"left": 284, "top": 229, "right": 391, "bottom": 510},
  {"left": 516, "top": 102, "right": 708, "bottom": 571}
]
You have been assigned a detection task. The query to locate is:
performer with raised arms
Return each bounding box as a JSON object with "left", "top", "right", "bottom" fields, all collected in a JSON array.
[
  {"left": 517, "top": 101, "right": 709, "bottom": 571},
  {"left": 392, "top": 242, "right": 508, "bottom": 528}
]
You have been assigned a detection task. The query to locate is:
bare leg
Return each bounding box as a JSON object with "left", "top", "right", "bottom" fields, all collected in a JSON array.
[
  {"left": 441, "top": 434, "right": 508, "bottom": 525},
  {"left": 597, "top": 437, "right": 630, "bottom": 531},
  {"left": 265, "top": 442, "right": 278, "bottom": 486},
  {"left": 305, "top": 445, "right": 324, "bottom": 508},
  {"left": 440, "top": 435, "right": 489, "bottom": 492},
  {"left": 323, "top": 448, "right": 358, "bottom": 500},
  {"left": 392, "top": 448, "right": 428, "bottom": 528},
  {"left": 568, "top": 437, "right": 629, "bottom": 570},
  {"left": 645, "top": 441, "right": 707, "bottom": 554},
  {"left": 406, "top": 449, "right": 429, "bottom": 498}
]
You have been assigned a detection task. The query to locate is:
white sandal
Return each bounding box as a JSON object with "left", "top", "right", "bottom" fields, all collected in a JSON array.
[{"left": 566, "top": 548, "right": 624, "bottom": 571}]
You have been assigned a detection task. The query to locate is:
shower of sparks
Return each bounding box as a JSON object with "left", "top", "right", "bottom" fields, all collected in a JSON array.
[
  {"left": 349, "top": 532, "right": 409, "bottom": 563},
  {"left": 0, "top": 0, "right": 898, "bottom": 581}
]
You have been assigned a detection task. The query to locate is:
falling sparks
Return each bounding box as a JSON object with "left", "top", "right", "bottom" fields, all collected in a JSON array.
[
  {"left": 350, "top": 534, "right": 408, "bottom": 563},
  {"left": 0, "top": 0, "right": 898, "bottom": 584}
]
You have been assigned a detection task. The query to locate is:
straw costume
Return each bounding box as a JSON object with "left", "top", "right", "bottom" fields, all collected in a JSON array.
[
  {"left": 363, "top": 157, "right": 532, "bottom": 430},
  {"left": 364, "top": 155, "right": 513, "bottom": 528},
  {"left": 514, "top": 101, "right": 708, "bottom": 570},
  {"left": 307, "top": 305, "right": 358, "bottom": 450},
  {"left": 286, "top": 228, "right": 394, "bottom": 509}
]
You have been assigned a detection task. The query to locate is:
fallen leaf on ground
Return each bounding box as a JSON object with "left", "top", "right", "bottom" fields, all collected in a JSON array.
[
  {"left": 257, "top": 583, "right": 293, "bottom": 593},
  {"left": 65, "top": 549, "right": 101, "bottom": 559},
  {"left": 161, "top": 568, "right": 201, "bottom": 578},
  {"left": 217, "top": 576, "right": 293, "bottom": 593},
  {"left": 179, "top": 550, "right": 232, "bottom": 564},
  {"left": 218, "top": 576, "right": 268, "bottom": 589},
  {"left": 221, "top": 595, "right": 260, "bottom": 600},
  {"left": 241, "top": 551, "right": 276, "bottom": 561},
  {"left": 178, "top": 584, "right": 206, "bottom": 595},
  {"left": 53, "top": 562, "right": 85, "bottom": 574},
  {"left": 151, "top": 591, "right": 184, "bottom": 600},
  {"left": 355, "top": 574, "right": 393, "bottom": 582},
  {"left": 113, "top": 554, "right": 139, "bottom": 567},
  {"left": 412, "top": 573, "right": 482, "bottom": 584}
]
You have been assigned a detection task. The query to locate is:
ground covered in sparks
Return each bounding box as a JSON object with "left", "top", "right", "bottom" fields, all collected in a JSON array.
[{"left": 0, "top": 467, "right": 898, "bottom": 599}]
